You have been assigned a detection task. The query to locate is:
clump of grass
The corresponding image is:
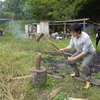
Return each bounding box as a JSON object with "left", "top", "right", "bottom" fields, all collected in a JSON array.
[
  {"left": 54, "top": 92, "right": 68, "bottom": 100},
  {"left": 92, "top": 72, "right": 100, "bottom": 79}
]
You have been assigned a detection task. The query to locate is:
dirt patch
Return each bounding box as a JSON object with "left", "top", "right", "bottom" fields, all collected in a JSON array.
[
  {"left": 42, "top": 51, "right": 100, "bottom": 75},
  {"left": 90, "top": 51, "right": 100, "bottom": 73}
]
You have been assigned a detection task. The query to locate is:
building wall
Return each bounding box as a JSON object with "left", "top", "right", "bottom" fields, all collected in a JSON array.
[
  {"left": 40, "top": 21, "right": 49, "bottom": 35},
  {"left": 82, "top": 24, "right": 94, "bottom": 35}
]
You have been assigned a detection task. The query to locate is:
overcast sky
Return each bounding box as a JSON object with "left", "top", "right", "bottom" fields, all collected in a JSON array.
[{"left": 0, "top": 0, "right": 5, "bottom": 1}]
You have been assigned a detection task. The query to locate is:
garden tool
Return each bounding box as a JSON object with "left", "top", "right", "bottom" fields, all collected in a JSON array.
[{"left": 36, "top": 33, "right": 72, "bottom": 58}]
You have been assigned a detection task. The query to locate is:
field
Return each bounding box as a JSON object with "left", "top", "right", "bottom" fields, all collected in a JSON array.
[{"left": 0, "top": 32, "right": 100, "bottom": 100}]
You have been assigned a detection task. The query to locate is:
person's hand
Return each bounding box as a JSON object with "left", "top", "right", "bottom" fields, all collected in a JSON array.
[
  {"left": 68, "top": 57, "right": 76, "bottom": 62},
  {"left": 58, "top": 49, "right": 64, "bottom": 53}
]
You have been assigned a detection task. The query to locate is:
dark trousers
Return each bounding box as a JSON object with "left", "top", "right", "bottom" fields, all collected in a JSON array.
[
  {"left": 0, "top": 30, "right": 3, "bottom": 36},
  {"left": 96, "top": 37, "right": 100, "bottom": 47}
]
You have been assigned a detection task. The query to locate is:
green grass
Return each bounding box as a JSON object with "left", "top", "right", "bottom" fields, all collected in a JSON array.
[{"left": 0, "top": 33, "right": 100, "bottom": 100}]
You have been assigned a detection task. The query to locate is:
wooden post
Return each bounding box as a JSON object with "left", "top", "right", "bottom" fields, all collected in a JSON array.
[
  {"left": 83, "top": 20, "right": 85, "bottom": 32},
  {"left": 9, "top": 21, "right": 12, "bottom": 35},
  {"left": 30, "top": 53, "right": 47, "bottom": 85},
  {"left": 63, "top": 22, "right": 66, "bottom": 38},
  {"left": 2, "top": 23, "right": 4, "bottom": 31},
  {"left": 35, "top": 53, "right": 41, "bottom": 70}
]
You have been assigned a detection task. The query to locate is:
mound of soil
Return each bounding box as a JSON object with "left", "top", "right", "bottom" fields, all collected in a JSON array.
[{"left": 43, "top": 51, "right": 100, "bottom": 75}]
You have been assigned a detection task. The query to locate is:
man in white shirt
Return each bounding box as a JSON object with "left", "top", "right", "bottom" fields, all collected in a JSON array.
[{"left": 58, "top": 23, "right": 96, "bottom": 89}]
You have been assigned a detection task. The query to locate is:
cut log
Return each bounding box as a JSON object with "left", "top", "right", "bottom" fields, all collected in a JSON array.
[
  {"left": 47, "top": 74, "right": 65, "bottom": 79},
  {"left": 49, "top": 87, "right": 61, "bottom": 99},
  {"left": 67, "top": 97, "right": 88, "bottom": 100},
  {"left": 11, "top": 74, "right": 64, "bottom": 81},
  {"left": 72, "top": 77, "right": 86, "bottom": 82},
  {"left": 30, "top": 67, "right": 47, "bottom": 84},
  {"left": 11, "top": 75, "right": 30, "bottom": 80}
]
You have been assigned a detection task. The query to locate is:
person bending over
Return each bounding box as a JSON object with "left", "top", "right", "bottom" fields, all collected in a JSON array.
[{"left": 58, "top": 23, "right": 96, "bottom": 89}]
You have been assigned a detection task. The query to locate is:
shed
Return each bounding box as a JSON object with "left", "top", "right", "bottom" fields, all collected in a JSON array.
[
  {"left": 39, "top": 18, "right": 94, "bottom": 36},
  {"left": 0, "top": 18, "right": 13, "bottom": 32}
]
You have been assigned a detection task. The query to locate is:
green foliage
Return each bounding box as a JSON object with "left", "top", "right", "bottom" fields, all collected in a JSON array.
[
  {"left": 3, "top": 12, "right": 15, "bottom": 18},
  {"left": 54, "top": 92, "right": 67, "bottom": 100},
  {"left": 74, "top": 0, "right": 100, "bottom": 22},
  {"left": 22, "top": 0, "right": 77, "bottom": 20},
  {"left": 0, "top": 0, "right": 100, "bottom": 22},
  {"left": 51, "top": 0, "right": 76, "bottom": 20},
  {"left": 23, "top": 0, "right": 56, "bottom": 20},
  {"left": 2, "top": 0, "right": 29, "bottom": 20},
  {"left": 90, "top": 34, "right": 100, "bottom": 51},
  {"left": 0, "top": 9, "right": 4, "bottom": 18},
  {"left": 32, "top": 81, "right": 52, "bottom": 89},
  {"left": 92, "top": 72, "right": 100, "bottom": 79}
]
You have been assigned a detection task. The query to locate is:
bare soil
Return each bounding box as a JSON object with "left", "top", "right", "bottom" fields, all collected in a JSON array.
[{"left": 43, "top": 51, "right": 100, "bottom": 75}]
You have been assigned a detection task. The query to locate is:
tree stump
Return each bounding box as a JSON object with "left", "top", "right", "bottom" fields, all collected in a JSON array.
[{"left": 30, "top": 53, "right": 47, "bottom": 85}]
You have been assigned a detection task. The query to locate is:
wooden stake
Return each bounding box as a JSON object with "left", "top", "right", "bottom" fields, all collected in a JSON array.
[
  {"left": 49, "top": 87, "right": 61, "bottom": 99},
  {"left": 35, "top": 53, "right": 41, "bottom": 70},
  {"left": 67, "top": 97, "right": 88, "bottom": 100}
]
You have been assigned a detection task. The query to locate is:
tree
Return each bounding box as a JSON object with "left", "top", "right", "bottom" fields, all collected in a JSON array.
[
  {"left": 22, "top": 0, "right": 56, "bottom": 20},
  {"left": 3, "top": 12, "right": 15, "bottom": 18},
  {"left": 3, "top": 0, "right": 26, "bottom": 19},
  {"left": 1, "top": 0, "right": 100, "bottom": 22},
  {"left": 73, "top": 0, "right": 100, "bottom": 22},
  {"left": 0, "top": 1, "right": 5, "bottom": 17},
  {"left": 0, "top": 1, "right": 15, "bottom": 18},
  {"left": 22, "top": 0, "right": 77, "bottom": 20},
  {"left": 51, "top": 0, "right": 76, "bottom": 20}
]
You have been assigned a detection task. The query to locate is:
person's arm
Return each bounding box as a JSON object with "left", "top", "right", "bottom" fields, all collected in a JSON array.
[
  {"left": 58, "top": 37, "right": 74, "bottom": 53},
  {"left": 68, "top": 52, "right": 86, "bottom": 61},
  {"left": 58, "top": 46, "right": 71, "bottom": 53}
]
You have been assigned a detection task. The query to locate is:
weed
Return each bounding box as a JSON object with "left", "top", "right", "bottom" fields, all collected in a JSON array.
[
  {"left": 54, "top": 92, "right": 67, "bottom": 100},
  {"left": 92, "top": 72, "right": 100, "bottom": 79}
]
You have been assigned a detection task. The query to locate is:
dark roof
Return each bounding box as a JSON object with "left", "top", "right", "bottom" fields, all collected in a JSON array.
[{"left": 0, "top": 18, "right": 12, "bottom": 24}]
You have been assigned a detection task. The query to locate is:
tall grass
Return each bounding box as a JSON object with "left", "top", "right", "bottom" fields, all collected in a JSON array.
[{"left": 0, "top": 31, "right": 100, "bottom": 100}]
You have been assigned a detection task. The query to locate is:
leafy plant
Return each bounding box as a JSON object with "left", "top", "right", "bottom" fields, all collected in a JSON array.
[
  {"left": 54, "top": 92, "right": 67, "bottom": 100},
  {"left": 92, "top": 72, "right": 100, "bottom": 79}
]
